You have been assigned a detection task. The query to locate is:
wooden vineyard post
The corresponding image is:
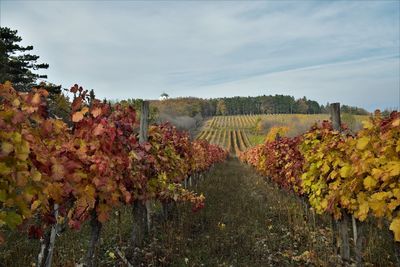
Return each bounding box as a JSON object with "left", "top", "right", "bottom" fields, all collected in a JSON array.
[
  {"left": 141, "top": 101, "right": 152, "bottom": 233},
  {"left": 339, "top": 213, "right": 351, "bottom": 261},
  {"left": 353, "top": 216, "right": 365, "bottom": 267},
  {"left": 45, "top": 204, "right": 59, "bottom": 267},
  {"left": 131, "top": 100, "right": 150, "bottom": 252},
  {"left": 330, "top": 103, "right": 351, "bottom": 262},
  {"left": 85, "top": 208, "right": 103, "bottom": 267},
  {"left": 38, "top": 204, "right": 59, "bottom": 267}
]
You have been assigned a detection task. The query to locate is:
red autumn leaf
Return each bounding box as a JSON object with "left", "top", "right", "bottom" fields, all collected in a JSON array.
[
  {"left": 144, "top": 143, "right": 152, "bottom": 152},
  {"left": 71, "top": 97, "right": 82, "bottom": 112},
  {"left": 42, "top": 120, "right": 53, "bottom": 135},
  {"left": 68, "top": 219, "right": 81, "bottom": 230},
  {"left": 28, "top": 225, "right": 44, "bottom": 239},
  {"left": 70, "top": 84, "right": 79, "bottom": 93}
]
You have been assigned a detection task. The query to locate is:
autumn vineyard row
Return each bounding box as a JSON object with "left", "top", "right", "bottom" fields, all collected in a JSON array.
[
  {"left": 0, "top": 83, "right": 228, "bottom": 264},
  {"left": 239, "top": 111, "right": 400, "bottom": 243}
]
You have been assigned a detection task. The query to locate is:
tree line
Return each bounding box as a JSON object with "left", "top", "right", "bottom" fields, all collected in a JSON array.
[{"left": 148, "top": 95, "right": 369, "bottom": 119}]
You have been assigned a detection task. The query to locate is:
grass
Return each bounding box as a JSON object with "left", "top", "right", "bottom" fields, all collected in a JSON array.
[{"left": 1, "top": 159, "right": 398, "bottom": 266}]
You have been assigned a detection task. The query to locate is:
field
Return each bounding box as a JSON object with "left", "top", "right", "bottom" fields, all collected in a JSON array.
[
  {"left": 196, "top": 114, "right": 369, "bottom": 155},
  {"left": 196, "top": 115, "right": 254, "bottom": 155}
]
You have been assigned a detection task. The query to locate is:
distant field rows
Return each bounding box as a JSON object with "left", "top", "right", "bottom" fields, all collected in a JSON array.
[
  {"left": 196, "top": 114, "right": 369, "bottom": 156},
  {"left": 197, "top": 129, "right": 249, "bottom": 155},
  {"left": 196, "top": 115, "right": 264, "bottom": 156}
]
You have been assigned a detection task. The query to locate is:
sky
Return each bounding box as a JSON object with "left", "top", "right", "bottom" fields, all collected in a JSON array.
[{"left": 1, "top": 1, "right": 399, "bottom": 111}]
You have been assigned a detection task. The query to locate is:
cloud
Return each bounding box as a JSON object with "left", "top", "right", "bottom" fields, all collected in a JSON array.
[
  {"left": 1, "top": 1, "right": 399, "bottom": 110},
  {"left": 188, "top": 55, "right": 399, "bottom": 111}
]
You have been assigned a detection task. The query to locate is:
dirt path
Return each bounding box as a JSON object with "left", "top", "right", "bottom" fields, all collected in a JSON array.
[
  {"left": 147, "top": 159, "right": 341, "bottom": 266},
  {"left": 145, "top": 159, "right": 397, "bottom": 266}
]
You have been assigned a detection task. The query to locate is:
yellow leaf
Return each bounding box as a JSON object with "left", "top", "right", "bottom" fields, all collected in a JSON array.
[
  {"left": 390, "top": 218, "right": 400, "bottom": 241},
  {"left": 43, "top": 183, "right": 64, "bottom": 202},
  {"left": 356, "top": 201, "right": 369, "bottom": 221},
  {"left": 362, "top": 120, "right": 373, "bottom": 130},
  {"left": 394, "top": 188, "right": 400, "bottom": 199},
  {"left": 363, "top": 176, "right": 377, "bottom": 191},
  {"left": 15, "top": 140, "right": 30, "bottom": 161},
  {"left": 320, "top": 198, "right": 328, "bottom": 210},
  {"left": 32, "top": 170, "right": 42, "bottom": 182},
  {"left": 12, "top": 98, "right": 20, "bottom": 107},
  {"left": 371, "top": 191, "right": 392, "bottom": 201},
  {"left": 85, "top": 185, "right": 96, "bottom": 198},
  {"left": 388, "top": 161, "right": 400, "bottom": 176},
  {"left": 108, "top": 251, "right": 116, "bottom": 259},
  {"left": 339, "top": 165, "right": 352, "bottom": 178},
  {"left": 388, "top": 199, "right": 400, "bottom": 211},
  {"left": 81, "top": 107, "right": 89, "bottom": 115},
  {"left": 369, "top": 200, "right": 386, "bottom": 217},
  {"left": 371, "top": 168, "right": 383, "bottom": 180},
  {"left": 392, "top": 119, "right": 400, "bottom": 127},
  {"left": 1, "top": 142, "right": 14, "bottom": 155},
  {"left": 356, "top": 137, "right": 370, "bottom": 150},
  {"left": 321, "top": 163, "right": 330, "bottom": 175},
  {"left": 31, "top": 200, "right": 41, "bottom": 211}
]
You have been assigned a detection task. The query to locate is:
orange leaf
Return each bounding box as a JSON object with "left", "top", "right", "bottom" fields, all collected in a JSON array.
[
  {"left": 91, "top": 107, "right": 102, "bottom": 118},
  {"left": 31, "top": 93, "right": 41, "bottom": 105},
  {"left": 97, "top": 204, "right": 110, "bottom": 223},
  {"left": 38, "top": 89, "right": 49, "bottom": 97},
  {"left": 51, "top": 162, "right": 65, "bottom": 180},
  {"left": 72, "top": 111, "right": 84, "bottom": 122},
  {"left": 93, "top": 124, "right": 105, "bottom": 136},
  {"left": 81, "top": 107, "right": 89, "bottom": 115}
]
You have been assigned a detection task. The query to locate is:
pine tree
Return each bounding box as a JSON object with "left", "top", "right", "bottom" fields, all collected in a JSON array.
[{"left": 0, "top": 27, "right": 60, "bottom": 93}]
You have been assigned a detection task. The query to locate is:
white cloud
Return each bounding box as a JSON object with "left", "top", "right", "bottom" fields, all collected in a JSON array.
[{"left": 1, "top": 1, "right": 399, "bottom": 110}]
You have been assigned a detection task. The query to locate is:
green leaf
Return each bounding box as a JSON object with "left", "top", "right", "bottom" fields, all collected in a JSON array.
[
  {"left": 4, "top": 212, "right": 23, "bottom": 229},
  {"left": 0, "top": 190, "right": 6, "bottom": 202},
  {"left": 0, "top": 163, "right": 11, "bottom": 175}
]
